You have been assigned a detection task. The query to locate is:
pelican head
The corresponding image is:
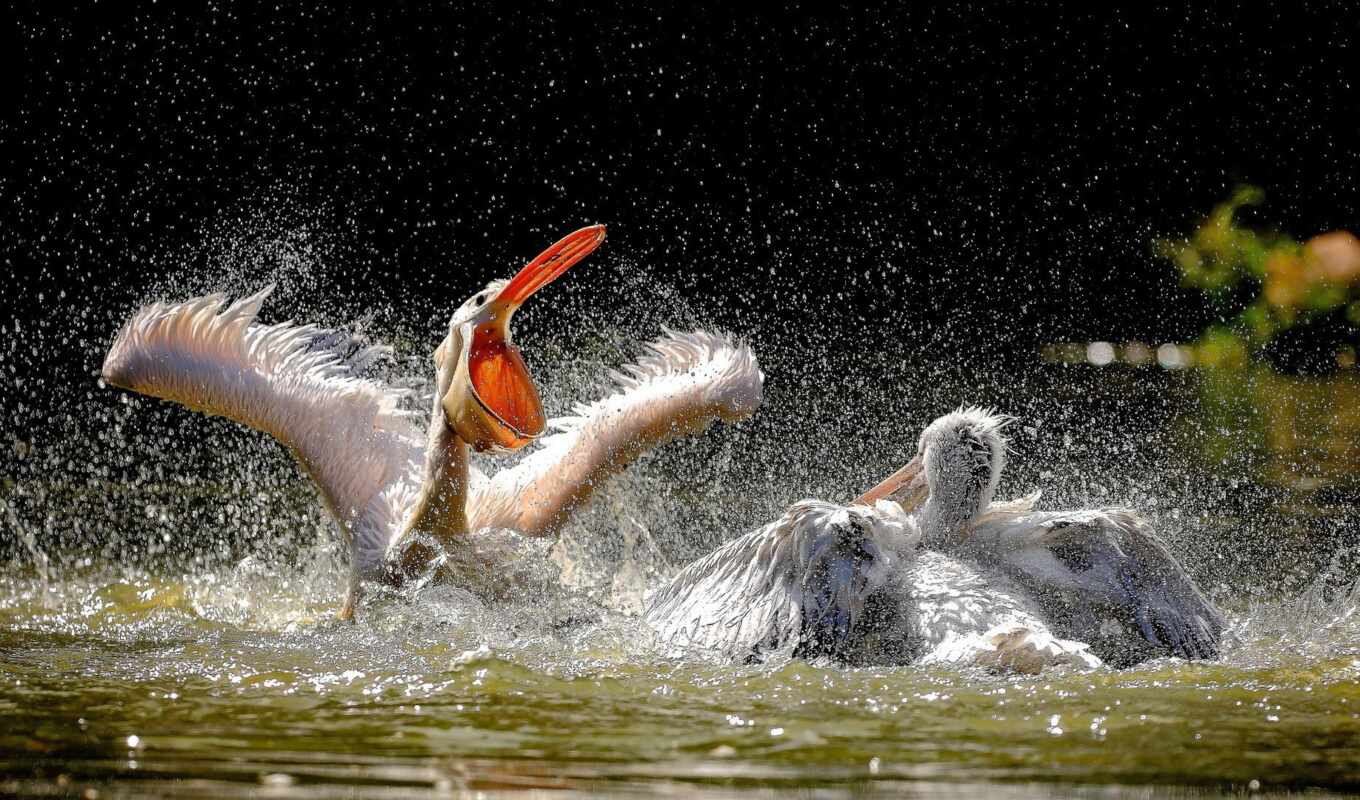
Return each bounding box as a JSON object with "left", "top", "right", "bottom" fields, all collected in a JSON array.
[
  {"left": 853, "top": 407, "right": 1008, "bottom": 548},
  {"left": 436, "top": 224, "right": 606, "bottom": 453},
  {"left": 914, "top": 407, "right": 1009, "bottom": 547}
]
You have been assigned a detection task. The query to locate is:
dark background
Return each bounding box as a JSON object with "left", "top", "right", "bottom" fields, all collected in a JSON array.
[
  {"left": 3, "top": 2, "right": 1360, "bottom": 435},
  {"left": 1, "top": 3, "right": 1358, "bottom": 581}
]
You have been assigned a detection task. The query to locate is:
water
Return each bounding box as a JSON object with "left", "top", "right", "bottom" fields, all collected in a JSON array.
[
  {"left": 3, "top": 278, "right": 1360, "bottom": 796},
  {"left": 1, "top": 569, "right": 1359, "bottom": 797}
]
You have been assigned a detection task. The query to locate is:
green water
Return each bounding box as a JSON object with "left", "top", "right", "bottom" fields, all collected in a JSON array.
[
  {"left": 1, "top": 569, "right": 1359, "bottom": 798},
  {"left": 4, "top": 363, "right": 1360, "bottom": 797}
]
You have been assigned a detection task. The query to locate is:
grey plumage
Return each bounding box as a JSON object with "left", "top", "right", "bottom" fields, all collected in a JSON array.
[
  {"left": 644, "top": 407, "right": 1222, "bottom": 670},
  {"left": 959, "top": 507, "right": 1224, "bottom": 665}
]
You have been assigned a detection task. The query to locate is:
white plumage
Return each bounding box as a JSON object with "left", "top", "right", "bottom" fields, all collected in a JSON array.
[
  {"left": 905, "top": 551, "right": 1102, "bottom": 672},
  {"left": 645, "top": 499, "right": 917, "bottom": 662},
  {"left": 104, "top": 284, "right": 765, "bottom": 610},
  {"left": 104, "top": 284, "right": 1221, "bottom": 671},
  {"left": 103, "top": 285, "right": 422, "bottom": 582},
  {"left": 957, "top": 502, "right": 1223, "bottom": 665},
  {"left": 469, "top": 328, "right": 763, "bottom": 536},
  {"left": 643, "top": 407, "right": 1222, "bottom": 671}
]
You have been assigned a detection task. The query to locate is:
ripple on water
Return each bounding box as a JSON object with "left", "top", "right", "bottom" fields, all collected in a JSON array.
[{"left": 2, "top": 565, "right": 1360, "bottom": 795}]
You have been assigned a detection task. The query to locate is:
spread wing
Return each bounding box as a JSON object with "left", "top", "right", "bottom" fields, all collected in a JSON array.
[
  {"left": 643, "top": 512, "right": 804, "bottom": 662},
  {"left": 964, "top": 506, "right": 1225, "bottom": 665},
  {"left": 467, "top": 329, "right": 763, "bottom": 537},
  {"left": 102, "top": 286, "right": 423, "bottom": 575},
  {"left": 644, "top": 501, "right": 915, "bottom": 663}
]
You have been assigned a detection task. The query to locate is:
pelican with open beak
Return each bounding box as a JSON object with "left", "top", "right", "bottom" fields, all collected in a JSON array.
[
  {"left": 441, "top": 225, "right": 605, "bottom": 453},
  {"left": 392, "top": 225, "right": 608, "bottom": 568},
  {"left": 102, "top": 223, "right": 766, "bottom": 620}
]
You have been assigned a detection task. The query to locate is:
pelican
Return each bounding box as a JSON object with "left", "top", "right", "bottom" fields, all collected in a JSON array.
[
  {"left": 101, "top": 225, "right": 765, "bottom": 618},
  {"left": 645, "top": 408, "right": 1223, "bottom": 671}
]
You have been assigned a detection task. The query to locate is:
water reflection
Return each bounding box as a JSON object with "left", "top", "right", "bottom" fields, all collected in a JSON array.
[
  {"left": 1195, "top": 366, "right": 1360, "bottom": 491},
  {"left": 1042, "top": 344, "right": 1360, "bottom": 493}
]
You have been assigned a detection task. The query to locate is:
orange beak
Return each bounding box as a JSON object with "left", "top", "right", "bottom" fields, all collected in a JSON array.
[
  {"left": 853, "top": 454, "right": 927, "bottom": 510},
  {"left": 491, "top": 224, "right": 606, "bottom": 311},
  {"left": 449, "top": 225, "right": 606, "bottom": 452}
]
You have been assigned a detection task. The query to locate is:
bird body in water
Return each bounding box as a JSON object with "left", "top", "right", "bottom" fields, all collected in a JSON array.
[
  {"left": 99, "top": 224, "right": 1218, "bottom": 668},
  {"left": 645, "top": 408, "right": 1223, "bottom": 671},
  {"left": 102, "top": 226, "right": 765, "bottom": 619}
]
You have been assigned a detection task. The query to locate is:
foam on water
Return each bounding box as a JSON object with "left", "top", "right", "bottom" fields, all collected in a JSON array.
[{"left": 2, "top": 555, "right": 1360, "bottom": 795}]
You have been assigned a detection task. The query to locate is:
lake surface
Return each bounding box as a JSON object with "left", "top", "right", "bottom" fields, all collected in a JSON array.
[{"left": 3, "top": 333, "right": 1360, "bottom": 796}]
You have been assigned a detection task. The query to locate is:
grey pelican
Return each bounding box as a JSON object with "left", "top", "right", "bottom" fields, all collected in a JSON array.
[
  {"left": 645, "top": 408, "right": 1223, "bottom": 670},
  {"left": 102, "top": 226, "right": 765, "bottom": 618}
]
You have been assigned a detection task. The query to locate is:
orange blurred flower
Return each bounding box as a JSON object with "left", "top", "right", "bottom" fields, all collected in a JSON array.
[{"left": 1303, "top": 230, "right": 1360, "bottom": 286}]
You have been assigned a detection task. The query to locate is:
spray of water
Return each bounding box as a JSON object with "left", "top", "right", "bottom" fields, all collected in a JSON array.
[{"left": 2, "top": 194, "right": 1358, "bottom": 675}]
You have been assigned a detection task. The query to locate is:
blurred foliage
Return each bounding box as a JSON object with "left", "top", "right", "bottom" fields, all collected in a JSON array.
[
  {"left": 1191, "top": 364, "right": 1360, "bottom": 491},
  {"left": 1155, "top": 186, "right": 1360, "bottom": 370}
]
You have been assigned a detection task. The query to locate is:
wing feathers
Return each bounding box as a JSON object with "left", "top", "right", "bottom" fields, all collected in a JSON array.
[
  {"left": 966, "top": 506, "right": 1224, "bottom": 664},
  {"left": 104, "top": 287, "right": 422, "bottom": 573},
  {"left": 467, "top": 328, "right": 764, "bottom": 537},
  {"left": 645, "top": 501, "right": 916, "bottom": 662}
]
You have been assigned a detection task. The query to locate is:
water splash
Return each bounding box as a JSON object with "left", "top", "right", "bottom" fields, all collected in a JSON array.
[{"left": 4, "top": 199, "right": 1360, "bottom": 795}]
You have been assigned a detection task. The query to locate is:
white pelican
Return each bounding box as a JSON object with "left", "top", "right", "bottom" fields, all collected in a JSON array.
[
  {"left": 101, "top": 225, "right": 765, "bottom": 618},
  {"left": 645, "top": 408, "right": 1223, "bottom": 671}
]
